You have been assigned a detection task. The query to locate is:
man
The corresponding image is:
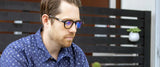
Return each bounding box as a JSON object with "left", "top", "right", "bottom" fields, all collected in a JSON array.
[{"left": 0, "top": 0, "right": 89, "bottom": 67}]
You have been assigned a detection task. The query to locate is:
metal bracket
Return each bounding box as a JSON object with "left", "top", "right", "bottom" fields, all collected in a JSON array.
[
  {"left": 14, "top": 20, "right": 23, "bottom": 24},
  {"left": 14, "top": 31, "right": 22, "bottom": 35}
]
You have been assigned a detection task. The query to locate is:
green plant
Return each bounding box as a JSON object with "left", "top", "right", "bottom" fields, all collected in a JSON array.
[
  {"left": 127, "top": 27, "right": 141, "bottom": 33},
  {"left": 92, "top": 62, "right": 101, "bottom": 67}
]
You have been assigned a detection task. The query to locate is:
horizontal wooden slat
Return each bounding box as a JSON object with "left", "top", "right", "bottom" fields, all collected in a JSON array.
[
  {"left": 74, "top": 36, "right": 144, "bottom": 44},
  {"left": 78, "top": 45, "right": 143, "bottom": 53},
  {"left": 87, "top": 56, "right": 144, "bottom": 63},
  {"left": 77, "top": 26, "right": 144, "bottom": 35},
  {"left": 81, "top": 16, "right": 144, "bottom": 26},
  {"left": 101, "top": 65, "right": 144, "bottom": 67},
  {"left": 0, "top": 22, "right": 41, "bottom": 32},
  {"left": 0, "top": 34, "right": 29, "bottom": 51},
  {"left": 6, "top": 0, "right": 41, "bottom": 2},
  {"left": 81, "top": 0, "right": 109, "bottom": 8},
  {"left": 0, "top": 20, "right": 41, "bottom": 24},
  {"left": 80, "top": 7, "right": 145, "bottom": 18},
  {"left": 0, "top": 0, "right": 40, "bottom": 11},
  {"left": 0, "top": 11, "right": 40, "bottom": 22}
]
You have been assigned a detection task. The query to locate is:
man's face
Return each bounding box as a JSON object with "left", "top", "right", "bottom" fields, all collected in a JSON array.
[{"left": 48, "top": 1, "right": 80, "bottom": 47}]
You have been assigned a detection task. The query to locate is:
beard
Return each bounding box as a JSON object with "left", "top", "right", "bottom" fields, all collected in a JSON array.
[
  {"left": 61, "top": 34, "right": 75, "bottom": 47},
  {"left": 48, "top": 29, "right": 75, "bottom": 48}
]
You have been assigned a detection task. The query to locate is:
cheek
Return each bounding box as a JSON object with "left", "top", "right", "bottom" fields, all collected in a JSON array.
[{"left": 50, "top": 24, "right": 66, "bottom": 39}]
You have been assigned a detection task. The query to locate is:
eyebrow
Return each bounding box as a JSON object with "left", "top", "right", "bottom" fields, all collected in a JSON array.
[{"left": 61, "top": 18, "right": 81, "bottom": 21}]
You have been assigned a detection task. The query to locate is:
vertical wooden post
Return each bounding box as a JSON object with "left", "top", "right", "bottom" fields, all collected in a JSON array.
[{"left": 144, "top": 11, "right": 151, "bottom": 67}]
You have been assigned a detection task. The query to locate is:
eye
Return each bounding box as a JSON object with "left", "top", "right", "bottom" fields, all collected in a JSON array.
[{"left": 65, "top": 21, "right": 72, "bottom": 26}]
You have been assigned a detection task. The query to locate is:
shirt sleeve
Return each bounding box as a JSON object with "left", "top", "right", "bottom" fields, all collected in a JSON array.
[
  {"left": 73, "top": 44, "right": 89, "bottom": 67},
  {"left": 0, "top": 46, "right": 28, "bottom": 67}
]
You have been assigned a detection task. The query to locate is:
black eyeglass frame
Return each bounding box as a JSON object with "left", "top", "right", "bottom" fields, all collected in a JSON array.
[{"left": 49, "top": 15, "right": 84, "bottom": 29}]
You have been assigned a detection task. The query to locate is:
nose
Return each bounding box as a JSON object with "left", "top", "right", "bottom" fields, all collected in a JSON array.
[{"left": 69, "top": 23, "right": 77, "bottom": 33}]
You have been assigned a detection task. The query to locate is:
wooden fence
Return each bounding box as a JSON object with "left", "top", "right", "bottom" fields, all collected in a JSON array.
[
  {"left": 0, "top": 0, "right": 151, "bottom": 67},
  {"left": 76, "top": 7, "right": 151, "bottom": 67}
]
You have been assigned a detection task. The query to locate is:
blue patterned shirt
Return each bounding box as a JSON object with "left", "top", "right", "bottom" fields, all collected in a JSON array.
[{"left": 0, "top": 28, "right": 89, "bottom": 67}]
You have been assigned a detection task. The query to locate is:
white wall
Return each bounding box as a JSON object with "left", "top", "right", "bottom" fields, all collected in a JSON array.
[
  {"left": 121, "top": 0, "right": 156, "bottom": 67},
  {"left": 155, "top": 0, "right": 160, "bottom": 67}
]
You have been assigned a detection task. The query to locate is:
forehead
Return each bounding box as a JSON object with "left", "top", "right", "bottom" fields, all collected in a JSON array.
[{"left": 55, "top": 1, "right": 80, "bottom": 20}]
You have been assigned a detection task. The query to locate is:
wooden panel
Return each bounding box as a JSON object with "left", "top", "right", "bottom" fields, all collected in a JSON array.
[
  {"left": 77, "top": 26, "right": 144, "bottom": 35},
  {"left": 81, "top": 16, "right": 144, "bottom": 26},
  {"left": 87, "top": 56, "right": 144, "bottom": 63},
  {"left": 116, "top": 0, "right": 121, "bottom": 9},
  {"left": 0, "top": 11, "right": 40, "bottom": 22},
  {"left": 78, "top": 45, "right": 143, "bottom": 53},
  {"left": 0, "top": 34, "right": 29, "bottom": 51},
  {"left": 0, "top": 0, "right": 40, "bottom": 11},
  {"left": 81, "top": 0, "right": 109, "bottom": 8},
  {"left": 74, "top": 37, "right": 144, "bottom": 45},
  {"left": 144, "top": 11, "right": 151, "bottom": 67},
  {"left": 80, "top": 7, "right": 144, "bottom": 18},
  {"left": 0, "top": 22, "right": 41, "bottom": 32}
]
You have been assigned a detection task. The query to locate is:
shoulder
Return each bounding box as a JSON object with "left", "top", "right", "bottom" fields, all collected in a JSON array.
[
  {"left": 0, "top": 34, "right": 36, "bottom": 66},
  {"left": 1, "top": 34, "right": 36, "bottom": 58},
  {"left": 6, "top": 34, "right": 35, "bottom": 52}
]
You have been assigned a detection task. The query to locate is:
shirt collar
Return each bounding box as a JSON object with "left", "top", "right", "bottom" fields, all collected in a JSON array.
[
  {"left": 34, "top": 27, "right": 73, "bottom": 62},
  {"left": 57, "top": 46, "right": 73, "bottom": 62}
]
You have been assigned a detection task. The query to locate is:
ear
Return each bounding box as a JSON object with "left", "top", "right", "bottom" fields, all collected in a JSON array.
[{"left": 41, "top": 14, "right": 50, "bottom": 28}]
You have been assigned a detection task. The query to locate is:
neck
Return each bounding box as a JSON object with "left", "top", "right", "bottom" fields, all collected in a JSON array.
[{"left": 41, "top": 31, "right": 61, "bottom": 60}]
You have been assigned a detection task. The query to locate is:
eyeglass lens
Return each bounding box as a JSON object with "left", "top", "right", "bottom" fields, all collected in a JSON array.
[{"left": 64, "top": 21, "right": 82, "bottom": 29}]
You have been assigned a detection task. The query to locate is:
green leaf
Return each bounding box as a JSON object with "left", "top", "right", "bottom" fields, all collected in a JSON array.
[
  {"left": 92, "top": 62, "right": 101, "bottom": 67},
  {"left": 126, "top": 27, "right": 141, "bottom": 33}
]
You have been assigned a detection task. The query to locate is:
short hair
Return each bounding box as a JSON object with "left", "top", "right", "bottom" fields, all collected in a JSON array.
[{"left": 40, "top": 0, "right": 82, "bottom": 17}]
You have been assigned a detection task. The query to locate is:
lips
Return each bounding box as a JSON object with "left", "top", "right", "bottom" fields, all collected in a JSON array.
[
  {"left": 65, "top": 37, "right": 74, "bottom": 40},
  {"left": 64, "top": 34, "right": 75, "bottom": 40}
]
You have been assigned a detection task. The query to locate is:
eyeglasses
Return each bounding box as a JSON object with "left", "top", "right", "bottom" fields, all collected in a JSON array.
[{"left": 49, "top": 15, "right": 84, "bottom": 29}]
